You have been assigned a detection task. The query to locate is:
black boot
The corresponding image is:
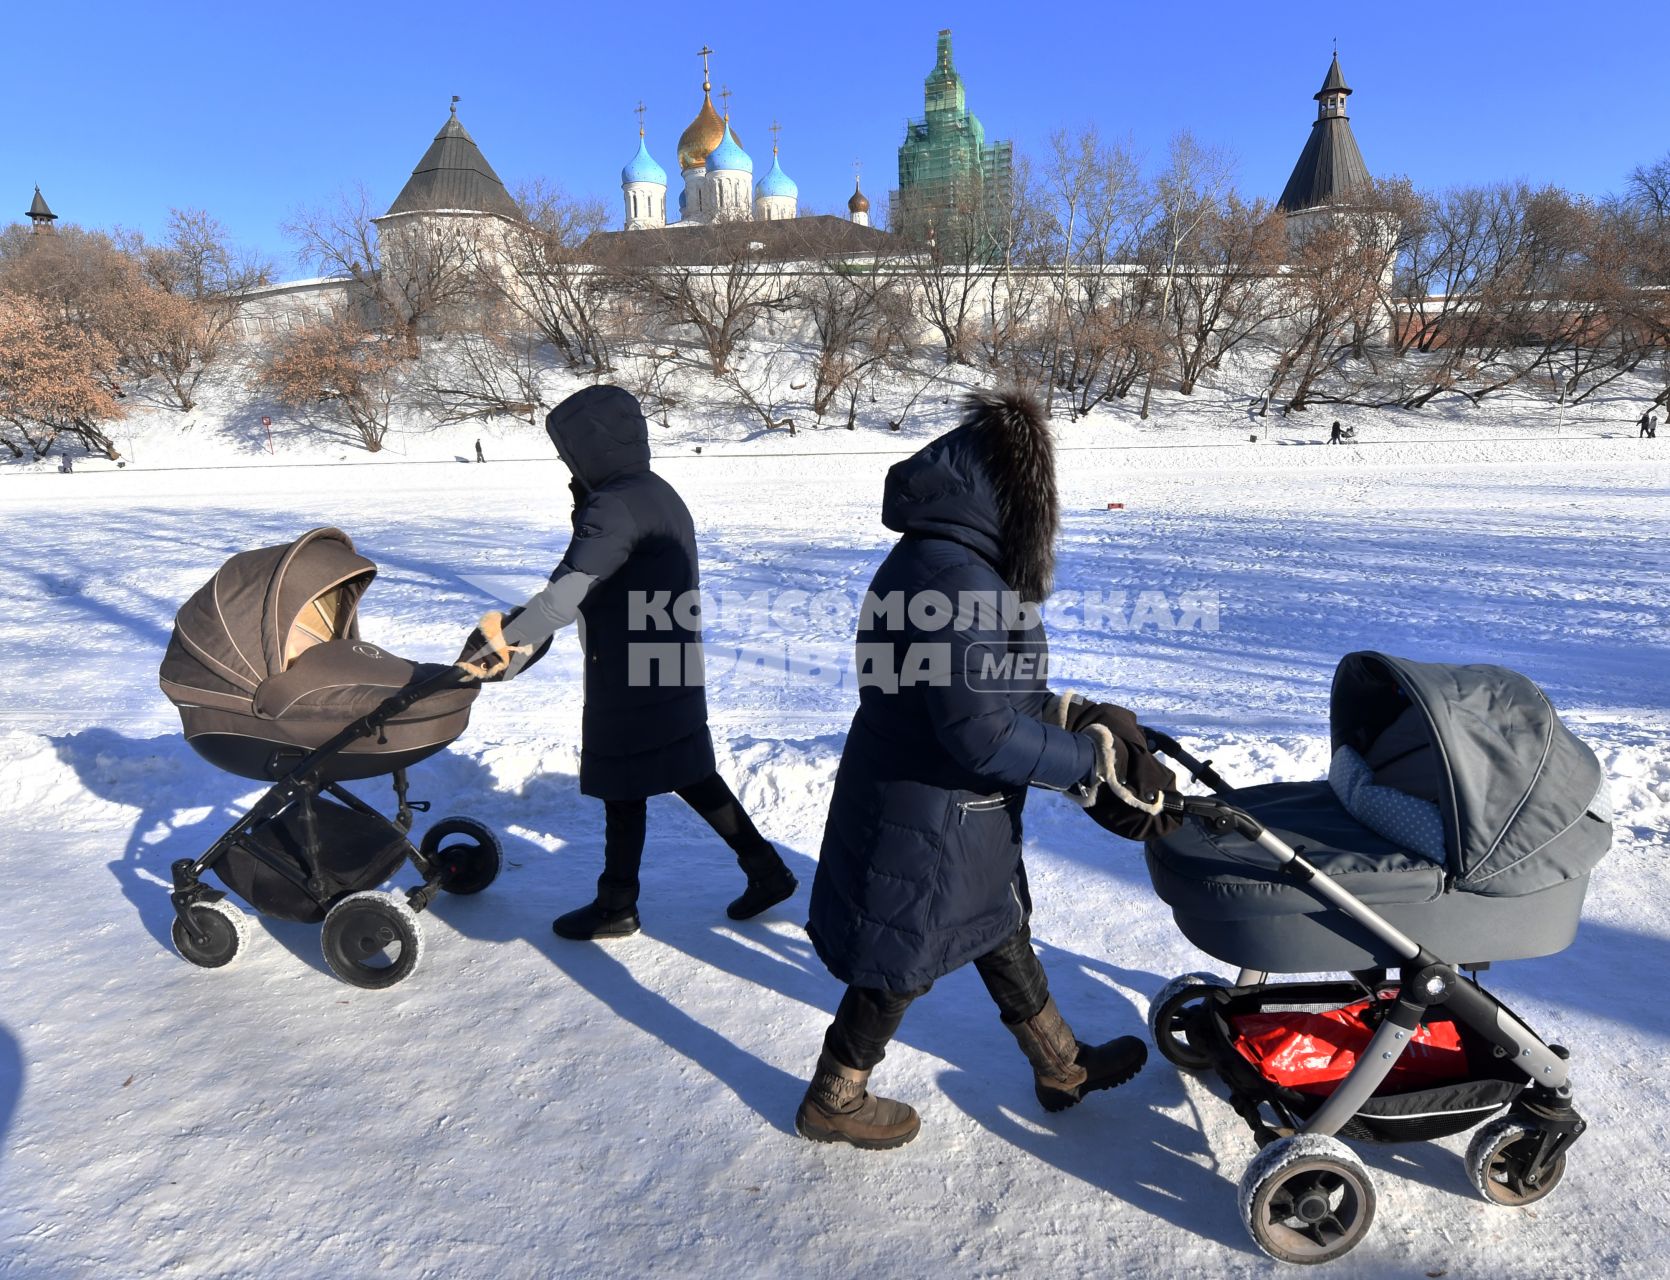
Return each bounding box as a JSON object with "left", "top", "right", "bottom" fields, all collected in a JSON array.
[
  {"left": 1067, "top": 1035, "right": 1148, "bottom": 1106},
  {"left": 1007, "top": 994, "right": 1147, "bottom": 1112},
  {"left": 727, "top": 864, "right": 797, "bottom": 921},
  {"left": 552, "top": 900, "right": 641, "bottom": 941},
  {"left": 727, "top": 841, "right": 797, "bottom": 920}
]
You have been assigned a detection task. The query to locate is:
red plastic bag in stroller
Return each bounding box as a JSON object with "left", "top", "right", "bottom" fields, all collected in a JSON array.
[{"left": 1231, "top": 1000, "right": 1470, "bottom": 1096}]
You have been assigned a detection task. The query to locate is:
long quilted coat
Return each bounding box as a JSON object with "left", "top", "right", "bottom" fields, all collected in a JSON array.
[
  {"left": 542, "top": 386, "right": 715, "bottom": 800},
  {"left": 807, "top": 400, "right": 1094, "bottom": 992}
]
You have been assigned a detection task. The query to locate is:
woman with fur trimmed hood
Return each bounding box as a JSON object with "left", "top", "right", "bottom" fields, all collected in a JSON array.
[{"left": 798, "top": 391, "right": 1180, "bottom": 1149}]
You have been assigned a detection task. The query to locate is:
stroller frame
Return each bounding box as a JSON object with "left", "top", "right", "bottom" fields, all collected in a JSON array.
[
  {"left": 170, "top": 665, "right": 493, "bottom": 987},
  {"left": 1143, "top": 729, "right": 1587, "bottom": 1262}
]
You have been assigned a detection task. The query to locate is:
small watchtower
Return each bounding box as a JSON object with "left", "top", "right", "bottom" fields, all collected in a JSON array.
[{"left": 27, "top": 186, "right": 58, "bottom": 234}]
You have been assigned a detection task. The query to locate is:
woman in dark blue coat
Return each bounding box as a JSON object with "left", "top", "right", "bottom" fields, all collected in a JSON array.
[
  {"left": 465, "top": 385, "right": 797, "bottom": 938},
  {"left": 797, "top": 391, "right": 1176, "bottom": 1149}
]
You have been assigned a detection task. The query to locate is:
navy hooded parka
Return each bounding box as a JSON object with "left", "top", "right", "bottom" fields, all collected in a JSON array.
[
  {"left": 807, "top": 420, "right": 1094, "bottom": 993},
  {"left": 542, "top": 386, "right": 715, "bottom": 800}
]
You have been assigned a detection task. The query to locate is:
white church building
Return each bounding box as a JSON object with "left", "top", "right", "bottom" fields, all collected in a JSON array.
[{"left": 619, "top": 47, "right": 872, "bottom": 231}]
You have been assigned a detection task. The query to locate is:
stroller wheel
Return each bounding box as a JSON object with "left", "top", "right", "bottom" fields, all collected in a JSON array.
[
  {"left": 321, "top": 891, "right": 425, "bottom": 989},
  {"left": 1148, "top": 971, "right": 1228, "bottom": 1071},
  {"left": 171, "top": 899, "right": 251, "bottom": 970},
  {"left": 421, "top": 817, "right": 503, "bottom": 896},
  {"left": 1466, "top": 1116, "right": 1568, "bottom": 1207},
  {"left": 1240, "top": 1133, "right": 1377, "bottom": 1265}
]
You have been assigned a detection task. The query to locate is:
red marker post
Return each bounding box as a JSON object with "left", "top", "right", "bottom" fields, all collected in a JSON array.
[{"left": 1106, "top": 502, "right": 1125, "bottom": 510}]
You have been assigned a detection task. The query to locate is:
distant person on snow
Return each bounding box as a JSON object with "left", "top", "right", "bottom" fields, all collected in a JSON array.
[
  {"left": 1639, "top": 412, "right": 1657, "bottom": 439},
  {"left": 459, "top": 385, "right": 796, "bottom": 939},
  {"left": 1329, "top": 421, "right": 1345, "bottom": 444},
  {"left": 795, "top": 391, "right": 1182, "bottom": 1150},
  {"left": 475, "top": 438, "right": 486, "bottom": 463}
]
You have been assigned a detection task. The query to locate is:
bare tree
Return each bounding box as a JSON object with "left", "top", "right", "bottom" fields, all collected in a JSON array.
[
  {"left": 1259, "top": 208, "right": 1398, "bottom": 413},
  {"left": 283, "top": 184, "right": 380, "bottom": 281},
  {"left": 121, "top": 207, "right": 272, "bottom": 299},
  {"left": 0, "top": 224, "right": 132, "bottom": 335},
  {"left": 1088, "top": 279, "right": 1170, "bottom": 407},
  {"left": 1165, "top": 197, "right": 1287, "bottom": 395},
  {"left": 495, "top": 180, "right": 618, "bottom": 372},
  {"left": 800, "top": 246, "right": 911, "bottom": 422},
  {"left": 715, "top": 345, "right": 801, "bottom": 434},
  {"left": 1028, "top": 128, "right": 1170, "bottom": 418},
  {"left": 284, "top": 186, "right": 492, "bottom": 355},
  {"left": 1137, "top": 132, "right": 1234, "bottom": 418},
  {"left": 894, "top": 182, "right": 1004, "bottom": 366},
  {"left": 1037, "top": 126, "right": 1143, "bottom": 413},
  {"left": 611, "top": 226, "right": 796, "bottom": 375},
  {"left": 972, "top": 152, "right": 1055, "bottom": 387},
  {"left": 1618, "top": 184, "right": 1670, "bottom": 407},
  {"left": 411, "top": 305, "right": 547, "bottom": 425},
  {"left": 613, "top": 340, "right": 686, "bottom": 428},
  {"left": 259, "top": 310, "right": 402, "bottom": 451},
  {"left": 1391, "top": 183, "right": 1538, "bottom": 403},
  {"left": 107, "top": 209, "right": 273, "bottom": 411},
  {"left": 105, "top": 281, "right": 219, "bottom": 411},
  {"left": 1626, "top": 153, "right": 1670, "bottom": 225},
  {"left": 1521, "top": 193, "right": 1649, "bottom": 406}
]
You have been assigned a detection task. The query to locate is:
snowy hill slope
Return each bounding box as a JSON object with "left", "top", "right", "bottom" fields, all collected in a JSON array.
[{"left": 5, "top": 342, "right": 1665, "bottom": 478}]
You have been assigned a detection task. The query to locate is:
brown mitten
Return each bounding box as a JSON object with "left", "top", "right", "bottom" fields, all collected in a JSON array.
[{"left": 456, "top": 610, "right": 532, "bottom": 680}]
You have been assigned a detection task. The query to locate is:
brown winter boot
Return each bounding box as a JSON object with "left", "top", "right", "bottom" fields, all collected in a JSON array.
[
  {"left": 794, "top": 1051, "right": 921, "bottom": 1150},
  {"left": 1007, "top": 995, "right": 1148, "bottom": 1113}
]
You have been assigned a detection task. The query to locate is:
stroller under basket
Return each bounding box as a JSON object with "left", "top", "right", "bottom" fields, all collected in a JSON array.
[
  {"left": 1137, "top": 651, "right": 1611, "bottom": 1264},
  {"left": 157, "top": 527, "right": 515, "bottom": 989}
]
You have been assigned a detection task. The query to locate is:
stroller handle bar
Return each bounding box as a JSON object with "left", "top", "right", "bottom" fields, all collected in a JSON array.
[{"left": 1140, "top": 726, "right": 1232, "bottom": 795}]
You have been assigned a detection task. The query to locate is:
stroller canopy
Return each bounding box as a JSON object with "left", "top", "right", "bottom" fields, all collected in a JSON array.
[
  {"left": 171, "top": 527, "right": 377, "bottom": 691},
  {"left": 161, "top": 528, "right": 475, "bottom": 783},
  {"left": 1330, "top": 652, "right": 1610, "bottom": 897}
]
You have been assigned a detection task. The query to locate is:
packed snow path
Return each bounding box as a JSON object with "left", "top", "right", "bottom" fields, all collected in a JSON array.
[{"left": 1, "top": 440, "right": 1666, "bottom": 1278}]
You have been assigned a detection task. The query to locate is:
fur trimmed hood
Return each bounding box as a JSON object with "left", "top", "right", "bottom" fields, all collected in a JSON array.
[{"left": 881, "top": 390, "right": 1060, "bottom": 601}]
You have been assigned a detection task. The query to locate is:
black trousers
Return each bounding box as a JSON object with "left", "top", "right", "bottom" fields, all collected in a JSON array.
[
  {"left": 596, "top": 772, "right": 777, "bottom": 909},
  {"left": 823, "top": 923, "right": 1052, "bottom": 1072}
]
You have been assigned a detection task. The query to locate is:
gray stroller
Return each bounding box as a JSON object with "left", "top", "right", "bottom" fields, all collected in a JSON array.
[{"left": 1139, "top": 651, "right": 1611, "bottom": 1264}]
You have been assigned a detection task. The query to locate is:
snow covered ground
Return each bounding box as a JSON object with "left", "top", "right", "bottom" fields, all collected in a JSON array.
[{"left": 1, "top": 392, "right": 1667, "bottom": 1278}]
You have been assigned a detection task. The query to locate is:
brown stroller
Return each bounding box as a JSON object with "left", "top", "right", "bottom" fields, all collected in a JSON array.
[{"left": 157, "top": 527, "right": 508, "bottom": 988}]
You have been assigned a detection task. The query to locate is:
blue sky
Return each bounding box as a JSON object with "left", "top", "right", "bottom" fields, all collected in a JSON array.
[{"left": 11, "top": 0, "right": 1669, "bottom": 272}]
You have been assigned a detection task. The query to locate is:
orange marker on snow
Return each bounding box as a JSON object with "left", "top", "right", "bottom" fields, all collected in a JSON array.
[{"left": 1106, "top": 502, "right": 1125, "bottom": 510}]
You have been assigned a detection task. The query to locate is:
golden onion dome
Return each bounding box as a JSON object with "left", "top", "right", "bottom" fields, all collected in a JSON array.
[{"left": 678, "top": 92, "right": 726, "bottom": 171}]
